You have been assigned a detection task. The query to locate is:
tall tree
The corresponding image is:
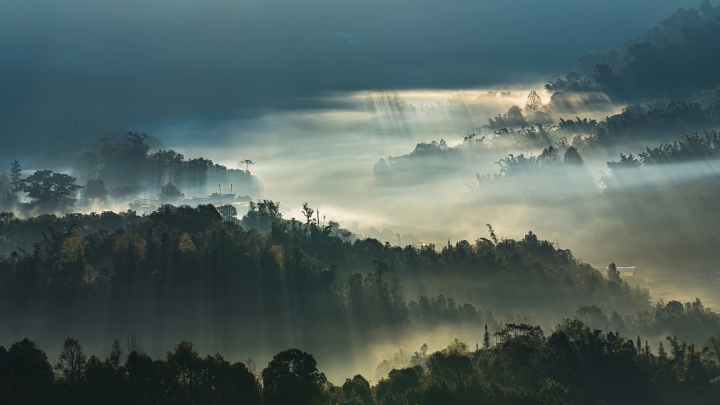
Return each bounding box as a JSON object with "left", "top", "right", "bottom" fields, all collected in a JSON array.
[{"left": 55, "top": 336, "right": 87, "bottom": 386}]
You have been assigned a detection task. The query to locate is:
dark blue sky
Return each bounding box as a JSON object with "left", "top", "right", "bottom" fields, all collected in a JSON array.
[{"left": 0, "top": 0, "right": 706, "bottom": 154}]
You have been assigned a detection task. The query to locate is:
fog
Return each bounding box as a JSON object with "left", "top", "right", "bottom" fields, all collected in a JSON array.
[
  {"left": 2, "top": 0, "right": 720, "bottom": 396},
  {"left": 4, "top": 86, "right": 720, "bottom": 376},
  {"left": 135, "top": 88, "right": 719, "bottom": 275}
]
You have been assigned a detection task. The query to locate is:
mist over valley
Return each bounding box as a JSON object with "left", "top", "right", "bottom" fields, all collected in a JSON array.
[{"left": 2, "top": 2, "right": 720, "bottom": 404}]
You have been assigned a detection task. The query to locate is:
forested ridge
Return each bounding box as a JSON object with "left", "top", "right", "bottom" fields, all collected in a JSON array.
[
  {"left": 2, "top": 320, "right": 719, "bottom": 405},
  {"left": 0, "top": 204, "right": 651, "bottom": 340},
  {"left": 549, "top": 1, "right": 720, "bottom": 102},
  {"left": 2, "top": 203, "right": 719, "bottom": 345}
]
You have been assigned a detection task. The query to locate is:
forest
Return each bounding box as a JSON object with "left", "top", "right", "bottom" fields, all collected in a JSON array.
[
  {"left": 1, "top": 204, "right": 719, "bottom": 345},
  {"left": 3, "top": 2, "right": 720, "bottom": 404},
  {"left": 2, "top": 320, "right": 719, "bottom": 405},
  {"left": 0, "top": 204, "right": 651, "bottom": 336}
]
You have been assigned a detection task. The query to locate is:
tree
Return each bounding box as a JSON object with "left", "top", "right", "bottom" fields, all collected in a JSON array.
[
  {"left": 261, "top": 348, "right": 327, "bottom": 405},
  {"left": 73, "top": 150, "right": 100, "bottom": 179},
  {"left": 55, "top": 336, "right": 87, "bottom": 386},
  {"left": 160, "top": 181, "right": 184, "bottom": 201},
  {"left": 0, "top": 174, "right": 15, "bottom": 210},
  {"left": 575, "top": 305, "right": 608, "bottom": 329},
  {"left": 341, "top": 375, "right": 373, "bottom": 405},
  {"left": 10, "top": 160, "right": 21, "bottom": 189},
  {"left": 239, "top": 159, "right": 255, "bottom": 172},
  {"left": 524, "top": 90, "right": 544, "bottom": 117},
  {"left": 302, "top": 203, "right": 315, "bottom": 225},
  {"left": 375, "top": 367, "right": 421, "bottom": 403},
  {"left": 426, "top": 350, "right": 475, "bottom": 383},
  {"left": 483, "top": 324, "right": 491, "bottom": 349},
  {"left": 165, "top": 341, "right": 200, "bottom": 388},
  {"left": 563, "top": 146, "right": 584, "bottom": 165},
  {"left": 178, "top": 233, "right": 196, "bottom": 253},
  {"left": 202, "top": 355, "right": 262, "bottom": 405},
  {"left": 606, "top": 263, "right": 621, "bottom": 283},
  {"left": 446, "top": 338, "right": 470, "bottom": 356},
  {"left": 15, "top": 170, "right": 83, "bottom": 211},
  {"left": 81, "top": 179, "right": 108, "bottom": 203},
  {"left": 2, "top": 339, "right": 55, "bottom": 404},
  {"left": 216, "top": 204, "right": 237, "bottom": 221},
  {"left": 242, "top": 200, "right": 281, "bottom": 232},
  {"left": 108, "top": 338, "right": 124, "bottom": 369}
]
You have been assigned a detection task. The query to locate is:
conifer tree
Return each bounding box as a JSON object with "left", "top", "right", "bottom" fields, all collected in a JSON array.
[{"left": 483, "top": 324, "right": 490, "bottom": 349}]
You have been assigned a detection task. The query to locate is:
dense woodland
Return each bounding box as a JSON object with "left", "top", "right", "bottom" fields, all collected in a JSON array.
[
  {"left": 2, "top": 320, "right": 719, "bottom": 405},
  {"left": 550, "top": 1, "right": 720, "bottom": 103},
  {"left": 0, "top": 204, "right": 653, "bottom": 341},
  {"left": 1, "top": 203, "right": 718, "bottom": 345}
]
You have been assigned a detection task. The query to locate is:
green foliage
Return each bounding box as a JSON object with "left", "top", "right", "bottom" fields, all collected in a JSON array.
[
  {"left": 216, "top": 204, "right": 237, "bottom": 221},
  {"left": 243, "top": 199, "right": 281, "bottom": 233},
  {"left": 0, "top": 206, "right": 652, "bottom": 339}
]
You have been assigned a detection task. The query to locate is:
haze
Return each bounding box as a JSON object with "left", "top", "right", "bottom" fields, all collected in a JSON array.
[{"left": 2, "top": 0, "right": 720, "bottom": 400}]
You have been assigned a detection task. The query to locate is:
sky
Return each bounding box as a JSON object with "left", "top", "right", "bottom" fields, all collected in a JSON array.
[{"left": 0, "top": 0, "right": 703, "bottom": 155}]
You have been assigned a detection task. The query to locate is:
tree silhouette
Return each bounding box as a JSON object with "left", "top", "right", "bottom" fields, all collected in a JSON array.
[
  {"left": 261, "top": 349, "right": 327, "bottom": 405},
  {"left": 563, "top": 146, "right": 584, "bottom": 165},
  {"left": 81, "top": 179, "right": 108, "bottom": 203},
  {"left": 55, "top": 336, "right": 87, "bottom": 386},
  {"left": 10, "top": 159, "right": 21, "bottom": 190},
  {"left": 15, "top": 170, "right": 83, "bottom": 211},
  {"left": 160, "top": 181, "right": 184, "bottom": 200}
]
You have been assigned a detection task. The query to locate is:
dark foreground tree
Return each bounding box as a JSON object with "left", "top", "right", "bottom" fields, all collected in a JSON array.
[
  {"left": 0, "top": 338, "right": 55, "bottom": 405},
  {"left": 262, "top": 348, "right": 328, "bottom": 405},
  {"left": 55, "top": 336, "right": 87, "bottom": 386}
]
